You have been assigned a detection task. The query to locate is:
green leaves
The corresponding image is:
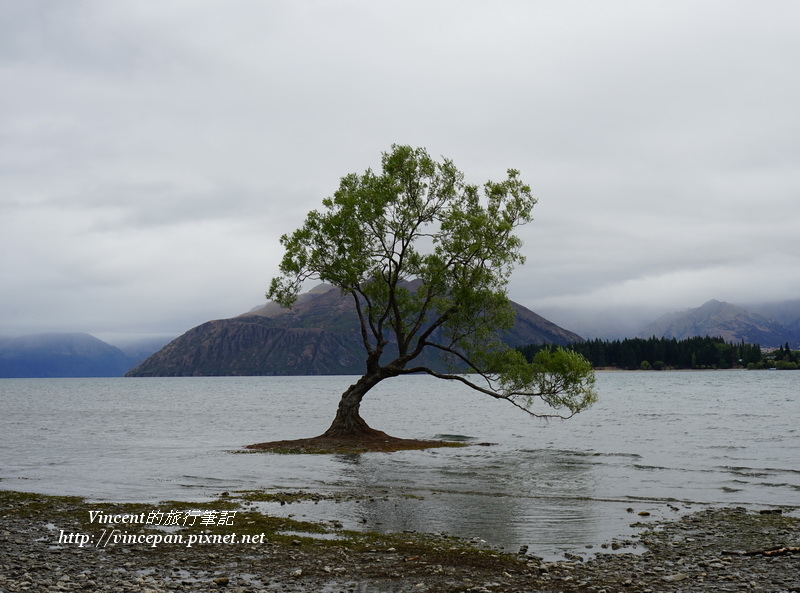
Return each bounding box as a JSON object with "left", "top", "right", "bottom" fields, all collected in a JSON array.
[
  {"left": 267, "top": 144, "right": 596, "bottom": 419},
  {"left": 526, "top": 348, "right": 597, "bottom": 415}
]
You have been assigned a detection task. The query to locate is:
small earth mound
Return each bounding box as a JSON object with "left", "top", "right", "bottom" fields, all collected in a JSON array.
[{"left": 245, "top": 433, "right": 466, "bottom": 454}]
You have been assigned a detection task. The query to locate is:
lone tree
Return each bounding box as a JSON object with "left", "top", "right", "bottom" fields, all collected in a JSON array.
[{"left": 257, "top": 145, "right": 595, "bottom": 450}]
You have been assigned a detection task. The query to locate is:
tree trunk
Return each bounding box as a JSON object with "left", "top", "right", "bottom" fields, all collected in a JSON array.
[{"left": 321, "top": 373, "right": 388, "bottom": 439}]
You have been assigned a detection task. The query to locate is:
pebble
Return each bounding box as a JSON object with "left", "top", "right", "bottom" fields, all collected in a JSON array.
[{"left": 2, "top": 496, "right": 799, "bottom": 593}]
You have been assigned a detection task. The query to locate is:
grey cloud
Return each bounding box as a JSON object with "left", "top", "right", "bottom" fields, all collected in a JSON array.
[{"left": 2, "top": 1, "right": 799, "bottom": 341}]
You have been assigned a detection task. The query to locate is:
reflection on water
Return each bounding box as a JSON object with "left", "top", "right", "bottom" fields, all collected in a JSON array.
[
  {"left": 284, "top": 447, "right": 601, "bottom": 549},
  {"left": 258, "top": 445, "right": 660, "bottom": 559},
  {"left": 0, "top": 371, "right": 798, "bottom": 559}
]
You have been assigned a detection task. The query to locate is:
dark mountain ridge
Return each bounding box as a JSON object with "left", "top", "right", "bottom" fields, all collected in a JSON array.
[
  {"left": 128, "top": 284, "right": 583, "bottom": 377},
  {"left": 638, "top": 299, "right": 800, "bottom": 348},
  {"left": 0, "top": 333, "right": 132, "bottom": 378}
]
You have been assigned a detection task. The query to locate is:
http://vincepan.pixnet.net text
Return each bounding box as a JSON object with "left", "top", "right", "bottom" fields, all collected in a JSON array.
[{"left": 56, "top": 508, "right": 268, "bottom": 548}]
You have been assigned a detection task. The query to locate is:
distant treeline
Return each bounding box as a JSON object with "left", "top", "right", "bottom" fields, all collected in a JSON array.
[{"left": 519, "top": 336, "right": 771, "bottom": 370}]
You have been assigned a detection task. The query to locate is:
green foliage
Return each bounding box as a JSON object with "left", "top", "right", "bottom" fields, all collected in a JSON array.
[
  {"left": 774, "top": 360, "right": 799, "bottom": 370},
  {"left": 268, "top": 145, "right": 596, "bottom": 418},
  {"left": 520, "top": 336, "right": 764, "bottom": 370},
  {"left": 527, "top": 348, "right": 597, "bottom": 415},
  {"left": 756, "top": 343, "right": 800, "bottom": 369},
  {"left": 774, "top": 343, "right": 798, "bottom": 364}
]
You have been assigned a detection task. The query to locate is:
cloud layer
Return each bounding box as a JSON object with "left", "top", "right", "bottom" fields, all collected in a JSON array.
[{"left": 2, "top": 1, "right": 799, "bottom": 341}]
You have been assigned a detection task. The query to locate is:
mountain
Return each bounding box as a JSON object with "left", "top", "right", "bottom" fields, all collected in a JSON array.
[
  {"left": 127, "top": 284, "right": 583, "bottom": 376},
  {"left": 638, "top": 299, "right": 800, "bottom": 347},
  {"left": 747, "top": 300, "right": 800, "bottom": 336},
  {"left": 115, "top": 336, "right": 176, "bottom": 368},
  {"left": 0, "top": 333, "right": 133, "bottom": 378}
]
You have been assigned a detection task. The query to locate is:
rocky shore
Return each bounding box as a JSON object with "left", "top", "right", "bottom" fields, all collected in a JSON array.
[{"left": 1, "top": 490, "right": 798, "bottom": 592}]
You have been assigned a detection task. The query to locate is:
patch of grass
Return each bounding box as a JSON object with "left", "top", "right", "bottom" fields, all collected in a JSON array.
[
  {"left": 231, "top": 489, "right": 338, "bottom": 504},
  {"left": 0, "top": 490, "right": 330, "bottom": 537},
  {"left": 1, "top": 490, "right": 85, "bottom": 519},
  {"left": 155, "top": 499, "right": 241, "bottom": 511},
  {"left": 1, "top": 488, "right": 524, "bottom": 570}
]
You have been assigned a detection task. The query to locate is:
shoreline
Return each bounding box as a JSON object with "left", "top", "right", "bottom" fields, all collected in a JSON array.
[{"left": 2, "top": 489, "right": 798, "bottom": 592}]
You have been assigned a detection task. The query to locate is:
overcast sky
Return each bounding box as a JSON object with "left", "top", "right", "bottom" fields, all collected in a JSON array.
[{"left": 2, "top": 1, "right": 799, "bottom": 343}]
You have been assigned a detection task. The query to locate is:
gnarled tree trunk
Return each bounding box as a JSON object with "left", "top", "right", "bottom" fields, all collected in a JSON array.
[
  {"left": 321, "top": 373, "right": 389, "bottom": 439},
  {"left": 246, "top": 365, "right": 460, "bottom": 452}
]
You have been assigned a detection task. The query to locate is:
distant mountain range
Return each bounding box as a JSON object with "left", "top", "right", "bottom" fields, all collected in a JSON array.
[
  {"left": 4, "top": 294, "right": 798, "bottom": 378},
  {"left": 639, "top": 299, "right": 800, "bottom": 348},
  {"left": 0, "top": 333, "right": 171, "bottom": 378},
  {"left": 127, "top": 284, "right": 583, "bottom": 377},
  {"left": 0, "top": 333, "right": 133, "bottom": 378}
]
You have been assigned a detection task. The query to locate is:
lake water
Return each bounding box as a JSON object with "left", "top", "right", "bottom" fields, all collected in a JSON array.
[{"left": 1, "top": 371, "right": 797, "bottom": 559}]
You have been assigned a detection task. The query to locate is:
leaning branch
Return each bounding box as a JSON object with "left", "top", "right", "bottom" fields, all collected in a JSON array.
[{"left": 399, "top": 365, "right": 580, "bottom": 420}]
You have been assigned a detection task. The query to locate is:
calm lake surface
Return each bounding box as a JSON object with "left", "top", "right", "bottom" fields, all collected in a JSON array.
[{"left": 1, "top": 371, "right": 798, "bottom": 559}]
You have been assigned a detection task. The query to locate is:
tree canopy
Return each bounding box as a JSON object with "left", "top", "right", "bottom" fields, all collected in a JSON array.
[{"left": 264, "top": 145, "right": 596, "bottom": 446}]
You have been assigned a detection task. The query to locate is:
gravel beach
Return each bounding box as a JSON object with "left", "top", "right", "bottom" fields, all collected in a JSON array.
[{"left": 1, "top": 490, "right": 798, "bottom": 592}]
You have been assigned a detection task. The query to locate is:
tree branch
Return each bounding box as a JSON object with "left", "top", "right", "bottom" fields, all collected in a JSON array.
[{"left": 399, "top": 366, "right": 580, "bottom": 420}]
